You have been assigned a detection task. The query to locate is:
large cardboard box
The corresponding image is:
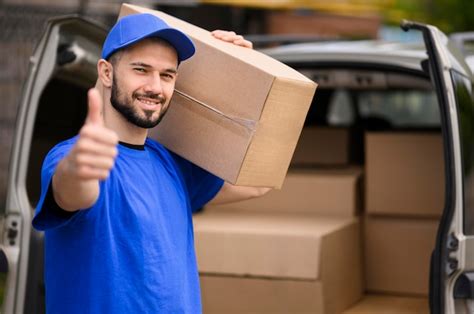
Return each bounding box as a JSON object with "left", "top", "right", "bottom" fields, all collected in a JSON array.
[
  {"left": 193, "top": 211, "right": 363, "bottom": 314},
  {"left": 364, "top": 216, "right": 438, "bottom": 295},
  {"left": 291, "top": 127, "right": 352, "bottom": 165},
  {"left": 206, "top": 167, "right": 362, "bottom": 217},
  {"left": 343, "top": 294, "right": 429, "bottom": 314},
  {"left": 365, "top": 132, "right": 445, "bottom": 217},
  {"left": 119, "top": 4, "right": 317, "bottom": 188}
]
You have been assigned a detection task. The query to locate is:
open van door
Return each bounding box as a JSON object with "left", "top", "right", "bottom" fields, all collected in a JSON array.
[
  {"left": 3, "top": 17, "right": 105, "bottom": 313},
  {"left": 402, "top": 21, "right": 474, "bottom": 314}
]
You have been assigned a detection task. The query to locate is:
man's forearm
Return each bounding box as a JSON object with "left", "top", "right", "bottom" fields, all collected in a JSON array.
[
  {"left": 52, "top": 156, "right": 100, "bottom": 212},
  {"left": 209, "top": 182, "right": 271, "bottom": 205}
]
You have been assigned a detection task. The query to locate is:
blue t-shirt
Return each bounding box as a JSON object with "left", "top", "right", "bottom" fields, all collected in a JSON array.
[{"left": 32, "top": 136, "right": 224, "bottom": 314}]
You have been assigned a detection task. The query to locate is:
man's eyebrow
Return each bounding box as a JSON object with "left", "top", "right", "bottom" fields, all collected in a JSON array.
[
  {"left": 129, "top": 62, "right": 177, "bottom": 74},
  {"left": 163, "top": 68, "right": 178, "bottom": 74},
  {"left": 129, "top": 62, "right": 152, "bottom": 68}
]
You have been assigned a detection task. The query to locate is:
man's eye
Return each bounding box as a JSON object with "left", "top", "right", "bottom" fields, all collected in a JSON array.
[
  {"left": 162, "top": 73, "right": 174, "bottom": 79},
  {"left": 134, "top": 68, "right": 146, "bottom": 73}
]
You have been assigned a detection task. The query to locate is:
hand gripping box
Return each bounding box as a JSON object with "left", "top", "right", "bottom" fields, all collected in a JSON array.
[{"left": 119, "top": 4, "right": 317, "bottom": 188}]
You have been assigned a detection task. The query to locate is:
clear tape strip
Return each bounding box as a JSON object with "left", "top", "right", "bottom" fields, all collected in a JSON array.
[{"left": 174, "top": 89, "right": 257, "bottom": 133}]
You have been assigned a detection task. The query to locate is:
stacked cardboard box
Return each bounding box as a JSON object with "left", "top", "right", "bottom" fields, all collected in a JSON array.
[
  {"left": 365, "top": 132, "right": 444, "bottom": 218},
  {"left": 364, "top": 132, "right": 444, "bottom": 296},
  {"left": 364, "top": 216, "right": 438, "bottom": 295},
  {"left": 194, "top": 211, "right": 363, "bottom": 314},
  {"left": 291, "top": 127, "right": 353, "bottom": 166}
]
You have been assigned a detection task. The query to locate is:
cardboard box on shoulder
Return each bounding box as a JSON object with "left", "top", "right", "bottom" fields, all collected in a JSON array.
[
  {"left": 365, "top": 132, "right": 445, "bottom": 217},
  {"left": 206, "top": 167, "right": 362, "bottom": 217},
  {"left": 193, "top": 211, "right": 363, "bottom": 314},
  {"left": 364, "top": 216, "right": 438, "bottom": 295},
  {"left": 118, "top": 4, "right": 317, "bottom": 188}
]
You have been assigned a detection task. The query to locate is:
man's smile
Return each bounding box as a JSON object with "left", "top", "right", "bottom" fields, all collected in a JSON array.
[{"left": 135, "top": 96, "right": 163, "bottom": 110}]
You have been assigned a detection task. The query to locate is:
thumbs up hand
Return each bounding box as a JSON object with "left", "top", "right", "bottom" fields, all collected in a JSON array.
[{"left": 66, "top": 88, "right": 119, "bottom": 181}]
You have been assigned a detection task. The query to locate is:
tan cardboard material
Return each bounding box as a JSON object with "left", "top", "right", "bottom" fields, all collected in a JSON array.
[
  {"left": 206, "top": 167, "right": 362, "bottom": 217},
  {"left": 364, "top": 216, "right": 438, "bottom": 295},
  {"left": 200, "top": 276, "right": 325, "bottom": 314},
  {"left": 291, "top": 127, "right": 351, "bottom": 165},
  {"left": 194, "top": 211, "right": 363, "bottom": 314},
  {"left": 118, "top": 4, "right": 317, "bottom": 188},
  {"left": 343, "top": 294, "right": 429, "bottom": 314},
  {"left": 365, "top": 132, "right": 445, "bottom": 217}
]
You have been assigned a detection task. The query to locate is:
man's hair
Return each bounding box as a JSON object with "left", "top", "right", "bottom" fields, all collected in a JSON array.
[{"left": 108, "top": 50, "right": 123, "bottom": 67}]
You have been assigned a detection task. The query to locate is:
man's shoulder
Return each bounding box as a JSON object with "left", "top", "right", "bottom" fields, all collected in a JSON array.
[{"left": 144, "top": 137, "right": 180, "bottom": 166}]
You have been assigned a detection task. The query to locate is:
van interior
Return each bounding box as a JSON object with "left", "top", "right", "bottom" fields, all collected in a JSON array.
[{"left": 24, "top": 49, "right": 443, "bottom": 313}]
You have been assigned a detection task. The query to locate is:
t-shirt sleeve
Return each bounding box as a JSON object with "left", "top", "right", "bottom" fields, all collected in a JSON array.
[
  {"left": 170, "top": 153, "right": 224, "bottom": 213},
  {"left": 32, "top": 141, "right": 82, "bottom": 231}
]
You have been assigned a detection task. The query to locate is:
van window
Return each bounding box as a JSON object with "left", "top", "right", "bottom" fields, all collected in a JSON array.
[
  {"left": 298, "top": 68, "right": 439, "bottom": 128},
  {"left": 357, "top": 90, "right": 440, "bottom": 127}
]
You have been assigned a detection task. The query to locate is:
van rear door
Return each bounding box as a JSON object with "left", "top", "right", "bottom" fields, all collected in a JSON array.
[
  {"left": 3, "top": 16, "right": 105, "bottom": 313},
  {"left": 402, "top": 21, "right": 474, "bottom": 314}
]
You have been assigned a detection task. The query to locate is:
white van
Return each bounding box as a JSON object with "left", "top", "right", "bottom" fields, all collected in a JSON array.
[{"left": 2, "top": 16, "right": 473, "bottom": 313}]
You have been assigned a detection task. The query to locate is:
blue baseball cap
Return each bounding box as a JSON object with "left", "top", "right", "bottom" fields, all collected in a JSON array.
[{"left": 101, "top": 13, "right": 195, "bottom": 62}]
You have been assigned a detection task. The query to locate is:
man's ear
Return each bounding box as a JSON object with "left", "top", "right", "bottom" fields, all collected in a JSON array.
[{"left": 97, "top": 59, "right": 113, "bottom": 88}]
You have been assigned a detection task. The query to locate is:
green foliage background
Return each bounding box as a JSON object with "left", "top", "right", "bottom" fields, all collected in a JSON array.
[{"left": 389, "top": 0, "right": 474, "bottom": 33}]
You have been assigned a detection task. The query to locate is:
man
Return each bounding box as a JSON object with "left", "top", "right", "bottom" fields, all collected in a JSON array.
[{"left": 33, "top": 13, "right": 269, "bottom": 313}]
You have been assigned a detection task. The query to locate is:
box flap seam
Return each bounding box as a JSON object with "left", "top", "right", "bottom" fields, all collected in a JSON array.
[{"left": 175, "top": 89, "right": 258, "bottom": 133}]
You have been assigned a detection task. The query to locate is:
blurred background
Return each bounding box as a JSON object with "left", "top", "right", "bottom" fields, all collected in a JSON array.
[{"left": 0, "top": 0, "right": 473, "bottom": 208}]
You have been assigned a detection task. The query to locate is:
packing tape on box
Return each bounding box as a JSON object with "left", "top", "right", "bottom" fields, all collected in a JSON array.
[{"left": 174, "top": 89, "right": 258, "bottom": 134}]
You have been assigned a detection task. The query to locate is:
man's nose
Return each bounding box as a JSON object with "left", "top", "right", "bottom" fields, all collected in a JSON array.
[{"left": 144, "top": 73, "right": 163, "bottom": 94}]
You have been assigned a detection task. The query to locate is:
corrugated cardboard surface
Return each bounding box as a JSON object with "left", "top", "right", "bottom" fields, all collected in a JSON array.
[
  {"left": 343, "top": 294, "right": 429, "bottom": 314},
  {"left": 291, "top": 127, "right": 351, "bottom": 165},
  {"left": 200, "top": 276, "right": 325, "bottom": 314},
  {"left": 194, "top": 211, "right": 363, "bottom": 314},
  {"left": 120, "top": 4, "right": 317, "bottom": 188},
  {"left": 206, "top": 167, "right": 362, "bottom": 217},
  {"left": 364, "top": 216, "right": 438, "bottom": 295},
  {"left": 365, "top": 132, "right": 445, "bottom": 217}
]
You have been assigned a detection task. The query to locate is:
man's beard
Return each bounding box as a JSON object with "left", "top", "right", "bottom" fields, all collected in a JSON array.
[{"left": 110, "top": 76, "right": 169, "bottom": 129}]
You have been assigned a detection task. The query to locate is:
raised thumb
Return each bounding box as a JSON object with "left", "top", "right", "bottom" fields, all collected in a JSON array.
[{"left": 86, "top": 88, "right": 103, "bottom": 125}]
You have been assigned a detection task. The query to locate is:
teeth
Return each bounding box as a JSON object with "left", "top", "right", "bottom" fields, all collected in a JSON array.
[{"left": 138, "top": 98, "right": 159, "bottom": 105}]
